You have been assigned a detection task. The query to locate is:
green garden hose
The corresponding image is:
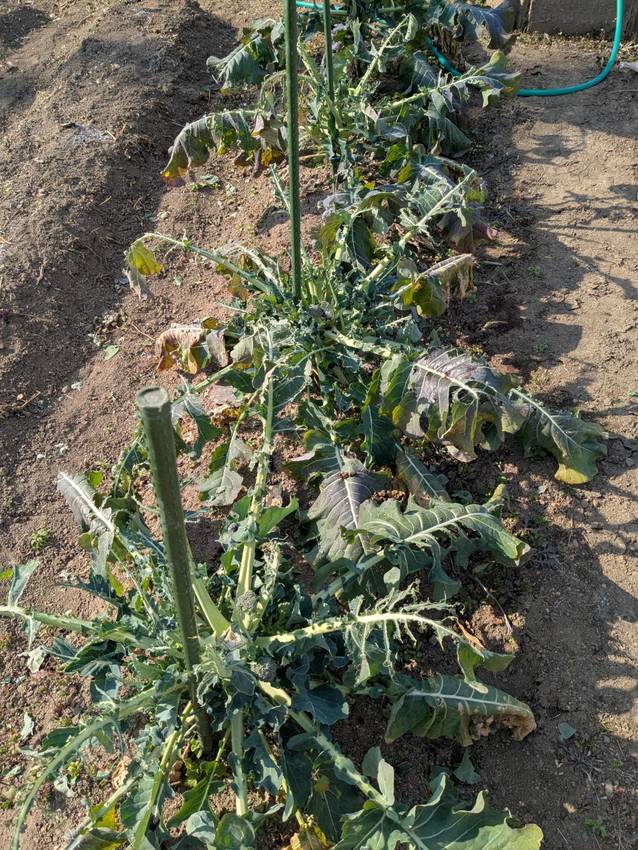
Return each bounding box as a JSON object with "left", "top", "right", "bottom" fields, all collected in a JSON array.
[{"left": 295, "top": 0, "right": 625, "bottom": 98}]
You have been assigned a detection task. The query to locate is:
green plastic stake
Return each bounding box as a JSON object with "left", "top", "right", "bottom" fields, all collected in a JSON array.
[
  {"left": 322, "top": 0, "right": 339, "bottom": 175},
  {"left": 136, "top": 386, "right": 214, "bottom": 756},
  {"left": 284, "top": 0, "right": 303, "bottom": 302}
]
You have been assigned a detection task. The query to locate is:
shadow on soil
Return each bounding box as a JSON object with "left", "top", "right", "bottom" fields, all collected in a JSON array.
[
  {"left": 432, "top": 49, "right": 638, "bottom": 850},
  {"left": 0, "top": 6, "right": 50, "bottom": 53},
  {"left": 253, "top": 48, "right": 638, "bottom": 849},
  {"left": 0, "top": 2, "right": 236, "bottom": 494}
]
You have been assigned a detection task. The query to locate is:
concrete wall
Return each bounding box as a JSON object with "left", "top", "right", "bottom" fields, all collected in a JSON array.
[{"left": 519, "top": 0, "right": 638, "bottom": 36}]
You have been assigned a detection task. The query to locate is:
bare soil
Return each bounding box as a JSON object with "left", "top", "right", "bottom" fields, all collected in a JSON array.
[{"left": 0, "top": 3, "right": 636, "bottom": 848}]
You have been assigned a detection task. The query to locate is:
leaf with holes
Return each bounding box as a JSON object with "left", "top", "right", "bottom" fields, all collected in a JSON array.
[
  {"left": 357, "top": 496, "right": 528, "bottom": 599},
  {"left": 162, "top": 111, "right": 263, "bottom": 185},
  {"left": 458, "top": 1, "right": 519, "bottom": 50},
  {"left": 208, "top": 19, "right": 284, "bottom": 90},
  {"left": 197, "top": 437, "right": 252, "bottom": 506},
  {"left": 393, "top": 254, "right": 475, "bottom": 318}
]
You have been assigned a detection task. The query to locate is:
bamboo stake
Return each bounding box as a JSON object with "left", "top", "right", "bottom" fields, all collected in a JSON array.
[
  {"left": 136, "top": 386, "right": 214, "bottom": 756},
  {"left": 322, "top": 0, "right": 339, "bottom": 176},
  {"left": 284, "top": 0, "right": 303, "bottom": 301}
]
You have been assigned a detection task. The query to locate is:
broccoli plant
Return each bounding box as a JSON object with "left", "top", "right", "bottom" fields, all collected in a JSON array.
[
  {"left": 0, "top": 1, "right": 609, "bottom": 846},
  {"left": 1, "top": 386, "right": 540, "bottom": 849}
]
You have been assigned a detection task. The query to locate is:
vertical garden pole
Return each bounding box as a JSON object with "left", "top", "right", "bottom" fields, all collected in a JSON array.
[
  {"left": 284, "top": 0, "right": 303, "bottom": 302},
  {"left": 136, "top": 387, "right": 214, "bottom": 756},
  {"left": 322, "top": 0, "right": 340, "bottom": 176}
]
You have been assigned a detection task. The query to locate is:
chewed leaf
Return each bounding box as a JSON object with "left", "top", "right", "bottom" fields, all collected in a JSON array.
[
  {"left": 126, "top": 241, "right": 162, "bottom": 276},
  {"left": 385, "top": 673, "right": 536, "bottom": 745},
  {"left": 400, "top": 50, "right": 439, "bottom": 93},
  {"left": 513, "top": 391, "right": 608, "bottom": 484},
  {"left": 162, "top": 116, "right": 216, "bottom": 185},
  {"left": 162, "top": 110, "right": 284, "bottom": 185},
  {"left": 197, "top": 438, "right": 252, "bottom": 506},
  {"left": 172, "top": 393, "right": 223, "bottom": 459},
  {"left": 207, "top": 19, "right": 285, "bottom": 90},
  {"left": 459, "top": 1, "right": 519, "bottom": 50},
  {"left": 357, "top": 496, "right": 528, "bottom": 600}
]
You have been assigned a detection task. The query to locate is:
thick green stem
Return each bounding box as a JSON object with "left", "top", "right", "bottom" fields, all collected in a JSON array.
[
  {"left": 256, "top": 683, "right": 397, "bottom": 824},
  {"left": 290, "top": 707, "right": 430, "bottom": 848},
  {"left": 192, "top": 576, "right": 230, "bottom": 637},
  {"left": 69, "top": 779, "right": 135, "bottom": 845},
  {"left": 235, "top": 376, "right": 275, "bottom": 628},
  {"left": 353, "top": 15, "right": 407, "bottom": 97},
  {"left": 132, "top": 703, "right": 193, "bottom": 850},
  {"left": 256, "top": 609, "right": 459, "bottom": 648},
  {"left": 250, "top": 543, "right": 281, "bottom": 632},
  {"left": 381, "top": 89, "right": 430, "bottom": 113},
  {"left": 228, "top": 373, "right": 276, "bottom": 820},
  {"left": 12, "top": 686, "right": 173, "bottom": 850},
  {"left": 230, "top": 711, "right": 249, "bottom": 815},
  {"left": 364, "top": 171, "right": 476, "bottom": 285},
  {"left": 324, "top": 329, "right": 393, "bottom": 359},
  {"left": 136, "top": 387, "right": 214, "bottom": 756},
  {"left": 284, "top": 0, "right": 303, "bottom": 301},
  {"left": 139, "top": 232, "right": 266, "bottom": 291},
  {"left": 380, "top": 76, "right": 467, "bottom": 115}
]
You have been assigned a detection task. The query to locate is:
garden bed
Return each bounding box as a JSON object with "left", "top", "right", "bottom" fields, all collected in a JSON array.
[{"left": 0, "top": 2, "right": 637, "bottom": 848}]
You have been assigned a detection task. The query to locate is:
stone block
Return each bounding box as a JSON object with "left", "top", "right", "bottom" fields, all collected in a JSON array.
[{"left": 525, "top": 0, "right": 638, "bottom": 36}]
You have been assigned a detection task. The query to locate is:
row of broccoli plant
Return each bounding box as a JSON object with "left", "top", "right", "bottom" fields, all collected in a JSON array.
[
  {"left": 3, "top": 1, "right": 606, "bottom": 848},
  {"left": 164, "top": 1, "right": 521, "bottom": 180},
  {"left": 160, "top": 2, "right": 521, "bottom": 320},
  {"left": 2, "top": 302, "right": 546, "bottom": 848}
]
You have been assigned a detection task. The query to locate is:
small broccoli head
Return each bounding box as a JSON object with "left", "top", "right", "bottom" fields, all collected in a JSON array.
[
  {"left": 250, "top": 657, "right": 277, "bottom": 682},
  {"left": 236, "top": 590, "right": 258, "bottom": 613}
]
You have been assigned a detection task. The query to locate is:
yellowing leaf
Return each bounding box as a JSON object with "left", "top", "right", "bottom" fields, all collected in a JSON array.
[
  {"left": 126, "top": 241, "right": 162, "bottom": 276},
  {"left": 90, "top": 800, "right": 118, "bottom": 830},
  {"left": 286, "top": 825, "right": 331, "bottom": 850}
]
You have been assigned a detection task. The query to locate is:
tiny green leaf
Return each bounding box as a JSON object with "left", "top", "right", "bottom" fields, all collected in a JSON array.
[
  {"left": 103, "top": 345, "right": 120, "bottom": 361},
  {"left": 558, "top": 722, "right": 577, "bottom": 741},
  {"left": 454, "top": 751, "right": 481, "bottom": 784}
]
